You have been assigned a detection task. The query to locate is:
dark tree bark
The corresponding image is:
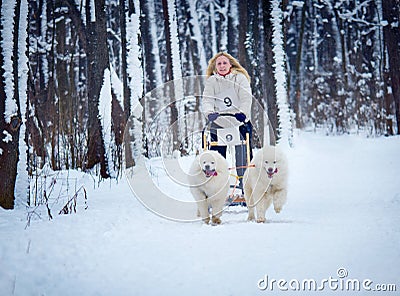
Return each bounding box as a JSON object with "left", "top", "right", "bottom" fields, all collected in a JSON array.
[
  {"left": 139, "top": 0, "right": 155, "bottom": 94},
  {"left": 120, "top": 0, "right": 131, "bottom": 122},
  {"left": 227, "top": 0, "right": 239, "bottom": 59},
  {"left": 55, "top": 2, "right": 69, "bottom": 169},
  {"left": 263, "top": 0, "right": 278, "bottom": 145},
  {"left": 120, "top": 0, "right": 135, "bottom": 168},
  {"left": 237, "top": 0, "right": 248, "bottom": 67},
  {"left": 46, "top": 0, "right": 58, "bottom": 169},
  {"left": 85, "top": 0, "right": 110, "bottom": 177},
  {"left": 383, "top": 0, "right": 400, "bottom": 135},
  {"left": 0, "top": 0, "right": 23, "bottom": 209},
  {"left": 161, "top": 0, "right": 179, "bottom": 151},
  {"left": 245, "top": 0, "right": 264, "bottom": 148},
  {"left": 293, "top": 0, "right": 307, "bottom": 129}
]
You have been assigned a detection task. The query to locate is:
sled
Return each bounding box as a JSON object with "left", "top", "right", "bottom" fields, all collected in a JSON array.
[{"left": 202, "top": 113, "right": 253, "bottom": 206}]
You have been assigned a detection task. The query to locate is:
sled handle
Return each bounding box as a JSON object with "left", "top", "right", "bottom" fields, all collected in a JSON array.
[{"left": 204, "top": 113, "right": 244, "bottom": 129}]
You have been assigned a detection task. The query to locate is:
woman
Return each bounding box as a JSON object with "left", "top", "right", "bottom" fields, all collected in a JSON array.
[{"left": 202, "top": 52, "right": 253, "bottom": 195}]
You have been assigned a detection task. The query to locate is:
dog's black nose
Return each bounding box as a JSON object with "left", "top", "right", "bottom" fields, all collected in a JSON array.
[
  {"left": 205, "top": 165, "right": 210, "bottom": 170},
  {"left": 268, "top": 167, "right": 274, "bottom": 172}
]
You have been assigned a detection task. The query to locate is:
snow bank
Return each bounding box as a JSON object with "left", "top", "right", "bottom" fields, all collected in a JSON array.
[{"left": 1, "top": 132, "right": 399, "bottom": 295}]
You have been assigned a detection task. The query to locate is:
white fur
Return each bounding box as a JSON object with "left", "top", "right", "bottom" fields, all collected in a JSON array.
[
  {"left": 188, "top": 150, "right": 230, "bottom": 225},
  {"left": 243, "top": 146, "right": 288, "bottom": 223}
]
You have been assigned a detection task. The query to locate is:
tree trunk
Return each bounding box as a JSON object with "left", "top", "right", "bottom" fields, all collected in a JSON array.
[
  {"left": 0, "top": 0, "right": 23, "bottom": 209},
  {"left": 120, "top": 0, "right": 135, "bottom": 168},
  {"left": 85, "top": 0, "right": 110, "bottom": 177},
  {"left": 162, "top": 0, "right": 179, "bottom": 151},
  {"left": 263, "top": 0, "right": 278, "bottom": 145},
  {"left": 120, "top": 0, "right": 130, "bottom": 122},
  {"left": 293, "top": 0, "right": 306, "bottom": 129},
  {"left": 15, "top": 0, "right": 29, "bottom": 206},
  {"left": 55, "top": 7, "right": 69, "bottom": 169},
  {"left": 237, "top": 0, "right": 248, "bottom": 67},
  {"left": 227, "top": 0, "right": 239, "bottom": 59},
  {"left": 383, "top": 0, "right": 400, "bottom": 134}
]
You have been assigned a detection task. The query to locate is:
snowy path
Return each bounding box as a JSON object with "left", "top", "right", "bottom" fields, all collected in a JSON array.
[{"left": 1, "top": 132, "right": 399, "bottom": 295}]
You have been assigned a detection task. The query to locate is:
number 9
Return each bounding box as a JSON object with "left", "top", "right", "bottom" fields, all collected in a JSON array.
[{"left": 224, "top": 97, "right": 232, "bottom": 107}]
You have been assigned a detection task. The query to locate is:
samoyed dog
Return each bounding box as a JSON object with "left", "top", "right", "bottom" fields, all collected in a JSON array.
[
  {"left": 243, "top": 145, "right": 288, "bottom": 223},
  {"left": 188, "top": 150, "right": 230, "bottom": 225}
]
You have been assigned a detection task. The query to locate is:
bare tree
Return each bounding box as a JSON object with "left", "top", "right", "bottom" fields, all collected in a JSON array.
[
  {"left": 85, "top": 0, "right": 110, "bottom": 177},
  {"left": 0, "top": 0, "right": 23, "bottom": 209},
  {"left": 262, "top": 0, "right": 278, "bottom": 144},
  {"left": 383, "top": 0, "right": 400, "bottom": 135},
  {"left": 161, "top": 0, "right": 179, "bottom": 151}
]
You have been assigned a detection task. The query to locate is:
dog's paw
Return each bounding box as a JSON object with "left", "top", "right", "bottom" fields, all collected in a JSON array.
[
  {"left": 211, "top": 216, "right": 221, "bottom": 225},
  {"left": 247, "top": 215, "right": 255, "bottom": 221},
  {"left": 256, "top": 217, "right": 266, "bottom": 223},
  {"left": 203, "top": 217, "right": 211, "bottom": 224},
  {"left": 274, "top": 207, "right": 281, "bottom": 213}
]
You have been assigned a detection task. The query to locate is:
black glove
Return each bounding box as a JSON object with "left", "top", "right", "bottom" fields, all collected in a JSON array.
[
  {"left": 235, "top": 112, "right": 246, "bottom": 122},
  {"left": 208, "top": 112, "right": 219, "bottom": 122}
]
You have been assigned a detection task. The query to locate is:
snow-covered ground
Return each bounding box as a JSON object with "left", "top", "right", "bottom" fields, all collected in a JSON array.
[{"left": 1, "top": 131, "right": 399, "bottom": 295}]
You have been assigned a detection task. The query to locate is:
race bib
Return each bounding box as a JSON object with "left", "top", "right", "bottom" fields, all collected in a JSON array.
[
  {"left": 216, "top": 126, "right": 242, "bottom": 146},
  {"left": 214, "top": 87, "right": 240, "bottom": 112}
]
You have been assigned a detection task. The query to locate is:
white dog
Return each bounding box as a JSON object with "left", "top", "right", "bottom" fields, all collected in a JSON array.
[
  {"left": 188, "top": 150, "right": 230, "bottom": 225},
  {"left": 243, "top": 145, "right": 288, "bottom": 223}
]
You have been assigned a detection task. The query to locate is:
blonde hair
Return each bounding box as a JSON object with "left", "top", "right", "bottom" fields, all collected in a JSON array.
[{"left": 206, "top": 52, "right": 251, "bottom": 82}]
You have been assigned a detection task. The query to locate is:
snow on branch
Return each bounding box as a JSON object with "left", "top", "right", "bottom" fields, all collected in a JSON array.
[
  {"left": 126, "top": 0, "right": 143, "bottom": 119},
  {"left": 271, "top": 0, "right": 292, "bottom": 148},
  {"left": 1, "top": 1, "right": 17, "bottom": 123}
]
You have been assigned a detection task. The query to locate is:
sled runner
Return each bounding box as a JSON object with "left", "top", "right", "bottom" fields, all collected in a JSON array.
[{"left": 202, "top": 113, "right": 253, "bottom": 206}]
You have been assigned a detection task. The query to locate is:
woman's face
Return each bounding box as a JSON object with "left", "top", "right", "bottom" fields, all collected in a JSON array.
[{"left": 215, "top": 55, "right": 231, "bottom": 76}]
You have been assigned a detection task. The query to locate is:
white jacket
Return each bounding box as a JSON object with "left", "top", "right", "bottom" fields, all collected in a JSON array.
[{"left": 202, "top": 72, "right": 252, "bottom": 127}]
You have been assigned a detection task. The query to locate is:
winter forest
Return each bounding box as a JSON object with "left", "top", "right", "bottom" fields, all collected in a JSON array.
[{"left": 0, "top": 0, "right": 399, "bottom": 210}]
